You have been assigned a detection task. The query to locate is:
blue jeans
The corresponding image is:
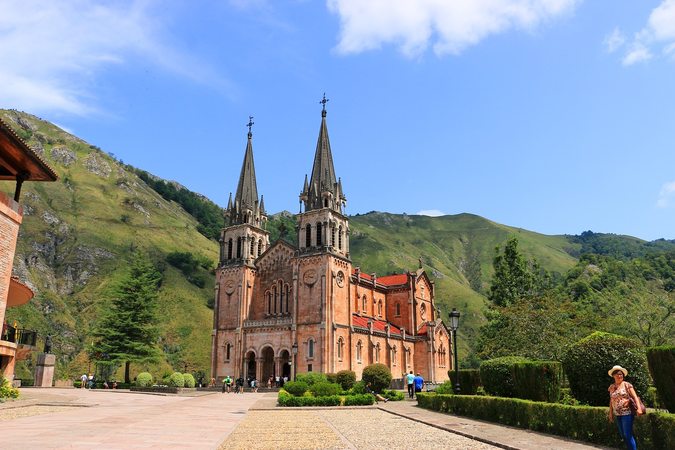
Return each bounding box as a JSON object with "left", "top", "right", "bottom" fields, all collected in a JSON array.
[{"left": 616, "top": 414, "right": 636, "bottom": 450}]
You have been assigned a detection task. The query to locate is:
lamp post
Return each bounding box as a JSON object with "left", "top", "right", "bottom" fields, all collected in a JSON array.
[
  {"left": 292, "top": 343, "right": 298, "bottom": 381},
  {"left": 184, "top": 363, "right": 188, "bottom": 374},
  {"left": 449, "top": 308, "right": 461, "bottom": 395}
]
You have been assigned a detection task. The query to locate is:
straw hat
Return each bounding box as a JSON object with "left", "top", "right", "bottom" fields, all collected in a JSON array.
[{"left": 608, "top": 365, "right": 628, "bottom": 377}]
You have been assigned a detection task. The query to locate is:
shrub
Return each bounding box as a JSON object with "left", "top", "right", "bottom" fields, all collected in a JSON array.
[
  {"left": 336, "top": 370, "right": 356, "bottom": 391},
  {"left": 168, "top": 372, "right": 184, "bottom": 387},
  {"left": 646, "top": 346, "right": 675, "bottom": 413},
  {"left": 278, "top": 390, "right": 342, "bottom": 407},
  {"left": 434, "top": 380, "right": 455, "bottom": 395},
  {"left": 0, "top": 376, "right": 19, "bottom": 399},
  {"left": 511, "top": 361, "right": 563, "bottom": 403},
  {"left": 343, "top": 394, "right": 375, "bottom": 406},
  {"left": 480, "top": 356, "right": 529, "bottom": 398},
  {"left": 183, "top": 373, "right": 195, "bottom": 388},
  {"left": 295, "top": 372, "right": 327, "bottom": 387},
  {"left": 644, "top": 387, "right": 663, "bottom": 410},
  {"left": 309, "top": 382, "right": 341, "bottom": 398},
  {"left": 136, "top": 372, "right": 153, "bottom": 387},
  {"left": 362, "top": 363, "right": 392, "bottom": 393},
  {"left": 564, "top": 332, "right": 650, "bottom": 406},
  {"left": 283, "top": 381, "right": 309, "bottom": 397},
  {"left": 382, "top": 389, "right": 406, "bottom": 401},
  {"left": 352, "top": 380, "right": 366, "bottom": 394},
  {"left": 326, "top": 373, "right": 338, "bottom": 384},
  {"left": 417, "top": 393, "right": 675, "bottom": 450},
  {"left": 448, "top": 369, "right": 481, "bottom": 395}
]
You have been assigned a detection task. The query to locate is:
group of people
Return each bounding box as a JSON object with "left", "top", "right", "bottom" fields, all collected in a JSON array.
[
  {"left": 267, "top": 375, "right": 288, "bottom": 388},
  {"left": 79, "top": 373, "right": 116, "bottom": 389},
  {"left": 405, "top": 371, "right": 425, "bottom": 399},
  {"left": 221, "top": 376, "right": 246, "bottom": 393}
]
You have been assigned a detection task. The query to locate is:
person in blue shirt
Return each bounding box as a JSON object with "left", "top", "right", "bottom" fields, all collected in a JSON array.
[
  {"left": 413, "top": 373, "right": 424, "bottom": 398},
  {"left": 406, "top": 371, "right": 415, "bottom": 398}
]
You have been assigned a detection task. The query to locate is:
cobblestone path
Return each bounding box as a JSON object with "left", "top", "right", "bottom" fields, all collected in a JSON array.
[{"left": 220, "top": 409, "right": 499, "bottom": 450}]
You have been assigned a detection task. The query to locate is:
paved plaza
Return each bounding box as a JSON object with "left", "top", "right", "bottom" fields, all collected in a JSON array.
[{"left": 0, "top": 389, "right": 613, "bottom": 450}]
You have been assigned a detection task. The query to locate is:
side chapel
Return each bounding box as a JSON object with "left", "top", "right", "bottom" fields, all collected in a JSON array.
[{"left": 211, "top": 99, "right": 452, "bottom": 385}]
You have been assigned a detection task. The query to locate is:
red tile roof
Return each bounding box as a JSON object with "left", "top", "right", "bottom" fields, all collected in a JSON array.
[
  {"left": 417, "top": 324, "right": 428, "bottom": 336},
  {"left": 351, "top": 270, "right": 408, "bottom": 286},
  {"left": 352, "top": 314, "right": 401, "bottom": 334}
]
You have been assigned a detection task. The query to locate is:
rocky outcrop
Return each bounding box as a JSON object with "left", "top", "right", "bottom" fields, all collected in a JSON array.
[
  {"left": 50, "top": 146, "right": 78, "bottom": 166},
  {"left": 83, "top": 153, "right": 112, "bottom": 177},
  {"left": 30, "top": 140, "right": 46, "bottom": 158}
]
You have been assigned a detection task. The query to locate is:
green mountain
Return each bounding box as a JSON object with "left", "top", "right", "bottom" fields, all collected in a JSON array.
[{"left": 3, "top": 109, "right": 673, "bottom": 378}]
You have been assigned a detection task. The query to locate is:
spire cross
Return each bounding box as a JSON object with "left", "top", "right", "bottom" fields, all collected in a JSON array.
[
  {"left": 247, "top": 116, "right": 255, "bottom": 134},
  {"left": 320, "top": 93, "right": 329, "bottom": 112}
]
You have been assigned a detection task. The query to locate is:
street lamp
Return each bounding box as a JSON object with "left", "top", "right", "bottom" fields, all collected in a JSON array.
[
  {"left": 184, "top": 363, "right": 188, "bottom": 374},
  {"left": 449, "top": 308, "right": 461, "bottom": 395},
  {"left": 292, "top": 343, "right": 298, "bottom": 381}
]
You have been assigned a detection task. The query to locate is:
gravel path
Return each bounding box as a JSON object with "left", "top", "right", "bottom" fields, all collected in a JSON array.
[{"left": 220, "top": 409, "right": 499, "bottom": 450}]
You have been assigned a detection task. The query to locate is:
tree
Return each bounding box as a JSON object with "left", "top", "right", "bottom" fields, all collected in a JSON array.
[{"left": 91, "top": 251, "right": 162, "bottom": 383}]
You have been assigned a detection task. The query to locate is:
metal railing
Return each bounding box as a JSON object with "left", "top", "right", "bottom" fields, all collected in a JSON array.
[{"left": 1, "top": 324, "right": 38, "bottom": 346}]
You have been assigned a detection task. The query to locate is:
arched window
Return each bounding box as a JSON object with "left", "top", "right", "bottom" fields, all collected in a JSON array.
[
  {"left": 285, "top": 285, "right": 290, "bottom": 313},
  {"left": 405, "top": 347, "right": 411, "bottom": 367},
  {"left": 375, "top": 343, "right": 380, "bottom": 362},
  {"left": 226, "top": 343, "right": 231, "bottom": 361},
  {"left": 267, "top": 291, "right": 272, "bottom": 314},
  {"left": 337, "top": 337, "right": 344, "bottom": 359},
  {"left": 250, "top": 238, "right": 254, "bottom": 257},
  {"left": 324, "top": 198, "right": 328, "bottom": 208},
  {"left": 338, "top": 225, "right": 343, "bottom": 250},
  {"left": 420, "top": 303, "right": 426, "bottom": 320},
  {"left": 316, "top": 222, "right": 322, "bottom": 246},
  {"left": 227, "top": 239, "right": 233, "bottom": 260},
  {"left": 258, "top": 239, "right": 262, "bottom": 256},
  {"left": 308, "top": 339, "right": 314, "bottom": 358},
  {"left": 377, "top": 300, "right": 382, "bottom": 317},
  {"left": 236, "top": 237, "right": 242, "bottom": 258},
  {"left": 305, "top": 224, "right": 311, "bottom": 248},
  {"left": 278, "top": 280, "right": 283, "bottom": 314},
  {"left": 362, "top": 295, "right": 367, "bottom": 313},
  {"left": 396, "top": 303, "right": 401, "bottom": 317},
  {"left": 273, "top": 285, "right": 278, "bottom": 314},
  {"left": 331, "top": 225, "right": 336, "bottom": 247},
  {"left": 356, "top": 341, "right": 362, "bottom": 362},
  {"left": 391, "top": 346, "right": 397, "bottom": 366}
]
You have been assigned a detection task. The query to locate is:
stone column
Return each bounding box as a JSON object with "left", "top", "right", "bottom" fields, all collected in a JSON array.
[
  {"left": 34, "top": 353, "right": 55, "bottom": 387},
  {"left": 256, "top": 358, "right": 264, "bottom": 383}
]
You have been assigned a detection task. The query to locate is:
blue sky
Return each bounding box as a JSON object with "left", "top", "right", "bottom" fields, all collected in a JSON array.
[{"left": 1, "top": 0, "right": 674, "bottom": 240}]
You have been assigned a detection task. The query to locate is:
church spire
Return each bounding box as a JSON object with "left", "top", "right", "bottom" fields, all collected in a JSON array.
[
  {"left": 300, "top": 94, "right": 346, "bottom": 213},
  {"left": 228, "top": 117, "right": 266, "bottom": 226}
]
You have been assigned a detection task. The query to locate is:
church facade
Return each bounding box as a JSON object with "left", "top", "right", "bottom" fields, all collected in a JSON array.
[{"left": 211, "top": 105, "right": 452, "bottom": 386}]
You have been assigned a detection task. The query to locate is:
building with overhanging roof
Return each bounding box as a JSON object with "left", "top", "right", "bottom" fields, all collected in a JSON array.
[
  {"left": 0, "top": 116, "right": 58, "bottom": 380},
  {"left": 212, "top": 100, "right": 451, "bottom": 385}
]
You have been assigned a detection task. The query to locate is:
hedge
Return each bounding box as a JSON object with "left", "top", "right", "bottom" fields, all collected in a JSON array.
[
  {"left": 480, "top": 356, "right": 528, "bottom": 398},
  {"left": 309, "top": 382, "right": 341, "bottom": 397},
  {"left": 417, "top": 393, "right": 675, "bottom": 449},
  {"left": 295, "top": 373, "right": 327, "bottom": 386},
  {"left": 137, "top": 372, "right": 153, "bottom": 387},
  {"left": 168, "top": 372, "right": 184, "bottom": 387},
  {"left": 446, "top": 369, "right": 481, "bottom": 395},
  {"left": 564, "top": 332, "right": 650, "bottom": 406},
  {"left": 511, "top": 361, "right": 562, "bottom": 403},
  {"left": 361, "top": 363, "right": 393, "bottom": 393},
  {"left": 646, "top": 346, "right": 675, "bottom": 413},
  {"left": 336, "top": 370, "right": 356, "bottom": 391},
  {"left": 183, "top": 373, "right": 195, "bottom": 388}
]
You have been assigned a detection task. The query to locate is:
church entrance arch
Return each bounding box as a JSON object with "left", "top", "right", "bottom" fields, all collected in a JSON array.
[
  {"left": 280, "top": 350, "right": 290, "bottom": 379},
  {"left": 262, "top": 346, "right": 275, "bottom": 382}
]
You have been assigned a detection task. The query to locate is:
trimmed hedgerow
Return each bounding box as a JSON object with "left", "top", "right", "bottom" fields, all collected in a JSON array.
[
  {"left": 352, "top": 380, "right": 366, "bottom": 394},
  {"left": 136, "top": 372, "right": 153, "bottom": 387},
  {"left": 646, "top": 346, "right": 675, "bottom": 413},
  {"left": 283, "top": 381, "right": 309, "bottom": 397},
  {"left": 448, "top": 369, "right": 481, "bottom": 395},
  {"left": 382, "top": 389, "right": 405, "bottom": 401},
  {"left": 512, "top": 361, "right": 562, "bottom": 403},
  {"left": 480, "top": 356, "right": 529, "bottom": 398},
  {"left": 564, "top": 332, "right": 650, "bottom": 406},
  {"left": 362, "top": 363, "right": 392, "bottom": 394},
  {"left": 183, "top": 373, "right": 195, "bottom": 388},
  {"left": 277, "top": 391, "right": 342, "bottom": 407},
  {"left": 343, "top": 394, "right": 375, "bottom": 406},
  {"left": 417, "top": 393, "right": 675, "bottom": 450},
  {"left": 295, "top": 373, "right": 327, "bottom": 387},
  {"left": 168, "top": 372, "right": 184, "bottom": 388},
  {"left": 309, "top": 382, "right": 342, "bottom": 398},
  {"left": 336, "top": 370, "right": 356, "bottom": 391}
]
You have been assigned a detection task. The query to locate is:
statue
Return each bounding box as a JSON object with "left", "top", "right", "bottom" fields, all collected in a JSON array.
[{"left": 44, "top": 334, "right": 53, "bottom": 354}]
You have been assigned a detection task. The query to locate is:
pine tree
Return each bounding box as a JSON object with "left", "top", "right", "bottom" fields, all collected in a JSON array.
[{"left": 91, "top": 251, "right": 162, "bottom": 383}]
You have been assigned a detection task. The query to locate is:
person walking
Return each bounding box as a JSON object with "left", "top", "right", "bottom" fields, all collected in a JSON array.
[
  {"left": 80, "top": 373, "right": 87, "bottom": 389},
  {"left": 609, "top": 365, "right": 642, "bottom": 450},
  {"left": 406, "top": 371, "right": 415, "bottom": 399},
  {"left": 413, "top": 373, "right": 424, "bottom": 398}
]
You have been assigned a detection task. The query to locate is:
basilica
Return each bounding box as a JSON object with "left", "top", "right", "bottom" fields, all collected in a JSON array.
[{"left": 210, "top": 100, "right": 452, "bottom": 386}]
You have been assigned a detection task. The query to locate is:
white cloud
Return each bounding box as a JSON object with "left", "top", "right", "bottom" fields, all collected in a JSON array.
[
  {"left": 326, "top": 0, "right": 581, "bottom": 57},
  {"left": 417, "top": 209, "right": 445, "bottom": 217},
  {"left": 603, "top": 27, "right": 625, "bottom": 53},
  {"left": 616, "top": 0, "right": 675, "bottom": 65},
  {"left": 0, "top": 0, "right": 224, "bottom": 116},
  {"left": 657, "top": 181, "right": 675, "bottom": 208},
  {"left": 622, "top": 43, "right": 653, "bottom": 66}
]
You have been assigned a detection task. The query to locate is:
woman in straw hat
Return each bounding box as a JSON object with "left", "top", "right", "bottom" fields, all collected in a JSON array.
[{"left": 608, "top": 365, "right": 642, "bottom": 450}]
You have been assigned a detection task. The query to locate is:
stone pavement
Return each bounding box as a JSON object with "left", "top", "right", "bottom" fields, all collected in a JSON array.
[{"left": 0, "top": 389, "right": 615, "bottom": 450}]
